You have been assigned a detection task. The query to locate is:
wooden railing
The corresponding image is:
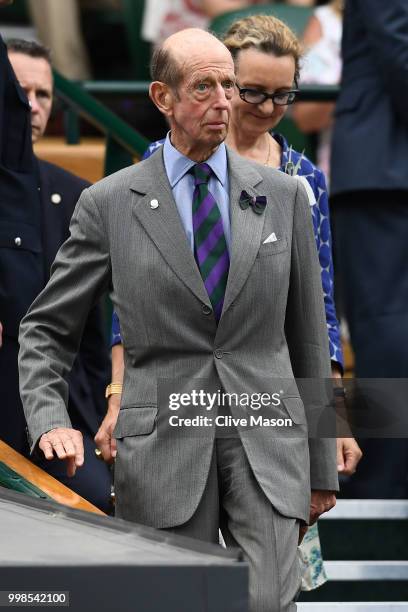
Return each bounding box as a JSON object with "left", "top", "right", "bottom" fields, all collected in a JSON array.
[{"left": 0, "top": 440, "right": 105, "bottom": 515}]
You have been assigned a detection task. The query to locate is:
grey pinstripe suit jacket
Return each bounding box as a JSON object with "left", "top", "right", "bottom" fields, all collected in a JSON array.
[{"left": 19, "top": 146, "right": 338, "bottom": 526}]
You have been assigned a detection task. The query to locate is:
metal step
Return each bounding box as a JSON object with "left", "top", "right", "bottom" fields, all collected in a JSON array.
[
  {"left": 318, "top": 501, "right": 408, "bottom": 561},
  {"left": 321, "top": 500, "right": 408, "bottom": 520},
  {"left": 325, "top": 561, "right": 408, "bottom": 581},
  {"left": 298, "top": 604, "right": 408, "bottom": 611}
]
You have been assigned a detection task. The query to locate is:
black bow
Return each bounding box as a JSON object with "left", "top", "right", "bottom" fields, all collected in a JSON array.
[{"left": 239, "top": 190, "right": 267, "bottom": 215}]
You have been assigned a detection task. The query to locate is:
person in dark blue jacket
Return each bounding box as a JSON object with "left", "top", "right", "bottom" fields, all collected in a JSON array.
[
  {"left": 331, "top": 0, "right": 408, "bottom": 498},
  {"left": 0, "top": 27, "right": 43, "bottom": 452},
  {"left": 0, "top": 34, "right": 112, "bottom": 511}
]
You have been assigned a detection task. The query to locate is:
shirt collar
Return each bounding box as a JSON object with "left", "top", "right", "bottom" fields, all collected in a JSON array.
[{"left": 163, "top": 132, "right": 228, "bottom": 188}]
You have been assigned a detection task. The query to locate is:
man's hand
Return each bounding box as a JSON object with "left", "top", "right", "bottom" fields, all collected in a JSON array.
[
  {"left": 337, "top": 437, "right": 363, "bottom": 475},
  {"left": 298, "top": 489, "right": 336, "bottom": 544},
  {"left": 309, "top": 489, "right": 336, "bottom": 525},
  {"left": 39, "top": 428, "right": 84, "bottom": 477},
  {"left": 94, "top": 396, "right": 120, "bottom": 463}
]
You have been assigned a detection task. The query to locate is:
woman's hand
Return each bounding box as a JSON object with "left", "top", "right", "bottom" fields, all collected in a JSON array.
[
  {"left": 94, "top": 395, "right": 120, "bottom": 464},
  {"left": 337, "top": 437, "right": 363, "bottom": 475}
]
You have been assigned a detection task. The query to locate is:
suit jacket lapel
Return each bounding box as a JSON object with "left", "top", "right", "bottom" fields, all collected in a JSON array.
[
  {"left": 130, "top": 149, "right": 212, "bottom": 308},
  {"left": 221, "top": 148, "right": 266, "bottom": 317}
]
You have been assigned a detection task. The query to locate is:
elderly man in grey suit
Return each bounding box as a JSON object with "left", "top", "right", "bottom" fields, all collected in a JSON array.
[{"left": 19, "top": 28, "right": 337, "bottom": 611}]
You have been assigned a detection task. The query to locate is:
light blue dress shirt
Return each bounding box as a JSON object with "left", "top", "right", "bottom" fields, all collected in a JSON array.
[{"left": 162, "top": 133, "right": 231, "bottom": 253}]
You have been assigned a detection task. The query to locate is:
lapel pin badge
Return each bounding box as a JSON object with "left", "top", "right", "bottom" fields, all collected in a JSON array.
[{"left": 150, "top": 199, "right": 159, "bottom": 210}]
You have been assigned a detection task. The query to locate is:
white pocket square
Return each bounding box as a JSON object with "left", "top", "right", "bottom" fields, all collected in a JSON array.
[{"left": 263, "top": 232, "right": 279, "bottom": 244}]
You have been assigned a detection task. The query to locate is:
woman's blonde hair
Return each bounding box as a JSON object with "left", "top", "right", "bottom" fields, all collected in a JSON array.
[
  {"left": 223, "top": 14, "right": 302, "bottom": 85},
  {"left": 331, "top": 0, "right": 344, "bottom": 16}
]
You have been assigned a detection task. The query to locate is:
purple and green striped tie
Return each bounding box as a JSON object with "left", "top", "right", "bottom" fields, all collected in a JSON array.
[{"left": 191, "top": 163, "right": 229, "bottom": 321}]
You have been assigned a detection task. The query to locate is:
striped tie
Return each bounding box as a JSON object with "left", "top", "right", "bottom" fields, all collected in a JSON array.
[{"left": 191, "top": 163, "right": 230, "bottom": 321}]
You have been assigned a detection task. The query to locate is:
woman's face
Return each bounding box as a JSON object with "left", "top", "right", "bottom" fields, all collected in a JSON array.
[{"left": 231, "top": 47, "right": 296, "bottom": 138}]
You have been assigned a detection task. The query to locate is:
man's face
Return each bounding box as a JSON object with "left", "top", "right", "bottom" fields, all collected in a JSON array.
[
  {"left": 166, "top": 43, "right": 235, "bottom": 159},
  {"left": 8, "top": 52, "right": 53, "bottom": 143}
]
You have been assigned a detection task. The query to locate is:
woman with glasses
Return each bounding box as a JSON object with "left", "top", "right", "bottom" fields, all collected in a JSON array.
[{"left": 103, "top": 13, "right": 362, "bottom": 590}]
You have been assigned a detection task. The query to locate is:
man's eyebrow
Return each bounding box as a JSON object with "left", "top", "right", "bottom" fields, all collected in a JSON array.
[
  {"left": 192, "top": 72, "right": 216, "bottom": 81},
  {"left": 192, "top": 74, "right": 235, "bottom": 83}
]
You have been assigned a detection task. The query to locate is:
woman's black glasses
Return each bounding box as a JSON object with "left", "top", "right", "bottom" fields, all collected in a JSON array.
[{"left": 236, "top": 84, "right": 299, "bottom": 106}]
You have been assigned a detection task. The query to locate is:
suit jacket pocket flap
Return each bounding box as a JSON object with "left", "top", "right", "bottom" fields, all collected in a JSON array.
[
  {"left": 281, "top": 396, "right": 306, "bottom": 425},
  {"left": 113, "top": 406, "right": 157, "bottom": 438}
]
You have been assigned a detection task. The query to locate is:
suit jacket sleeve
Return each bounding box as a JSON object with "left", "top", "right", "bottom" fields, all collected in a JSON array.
[
  {"left": 356, "top": 0, "right": 408, "bottom": 125},
  {"left": 18, "top": 188, "right": 111, "bottom": 450},
  {"left": 285, "top": 181, "right": 338, "bottom": 491}
]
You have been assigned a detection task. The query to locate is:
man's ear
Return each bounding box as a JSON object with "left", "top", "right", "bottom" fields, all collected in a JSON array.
[{"left": 150, "top": 81, "right": 174, "bottom": 117}]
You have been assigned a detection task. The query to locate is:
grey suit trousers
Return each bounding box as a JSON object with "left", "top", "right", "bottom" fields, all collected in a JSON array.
[{"left": 166, "top": 438, "right": 301, "bottom": 612}]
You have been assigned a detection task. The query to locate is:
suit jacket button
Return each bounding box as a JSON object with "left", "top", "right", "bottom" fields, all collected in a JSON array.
[
  {"left": 14, "top": 237, "right": 22, "bottom": 246},
  {"left": 214, "top": 349, "right": 223, "bottom": 359},
  {"left": 202, "top": 304, "right": 212, "bottom": 315},
  {"left": 51, "top": 193, "right": 62, "bottom": 204}
]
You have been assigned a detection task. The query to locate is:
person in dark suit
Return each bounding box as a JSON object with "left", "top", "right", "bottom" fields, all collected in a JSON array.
[
  {"left": 0, "top": 37, "right": 111, "bottom": 511},
  {"left": 330, "top": 0, "right": 408, "bottom": 498}
]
